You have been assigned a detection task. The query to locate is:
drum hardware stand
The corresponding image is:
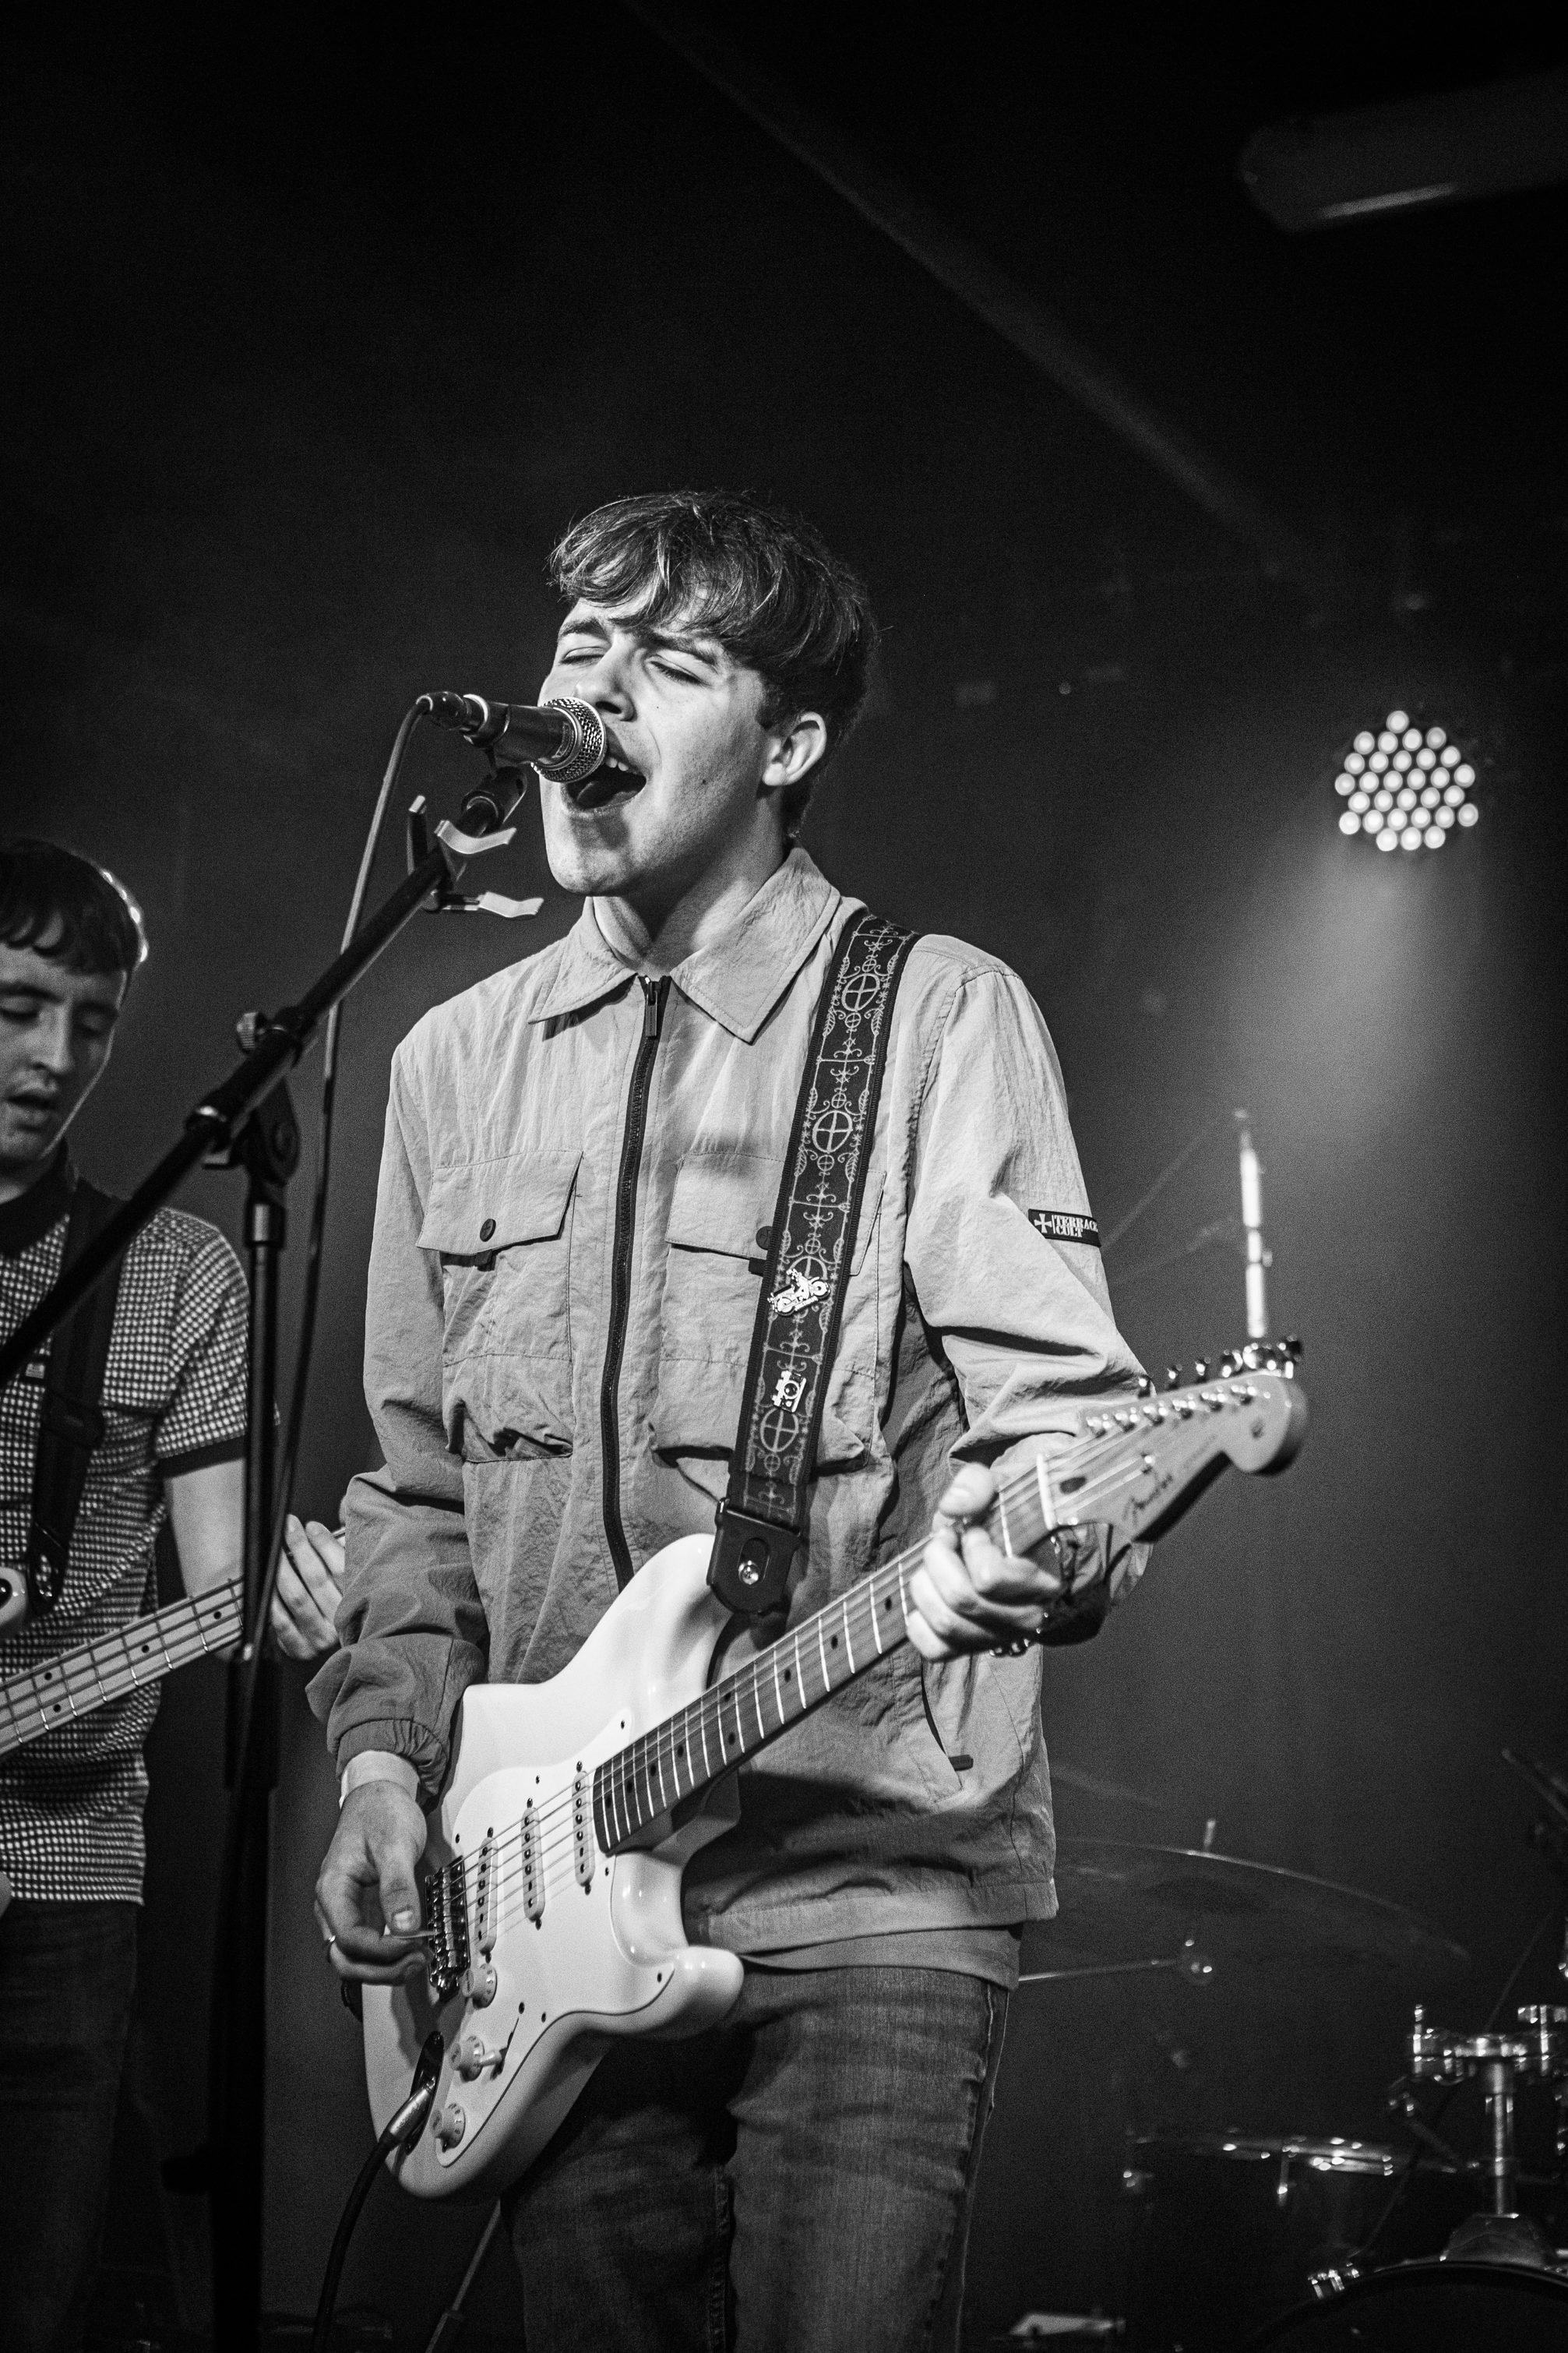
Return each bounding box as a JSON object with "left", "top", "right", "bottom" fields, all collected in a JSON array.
[{"left": 1407, "top": 2002, "right": 1568, "bottom": 2267}]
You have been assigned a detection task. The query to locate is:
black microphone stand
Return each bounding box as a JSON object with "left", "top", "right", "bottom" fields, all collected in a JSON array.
[
  {"left": 0, "top": 793, "right": 517, "bottom": 2351},
  {"left": 205, "top": 1067, "right": 298, "bottom": 2343}
]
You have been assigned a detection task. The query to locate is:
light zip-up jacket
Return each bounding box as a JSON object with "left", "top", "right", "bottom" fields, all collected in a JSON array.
[{"left": 310, "top": 849, "right": 1146, "bottom": 1958}]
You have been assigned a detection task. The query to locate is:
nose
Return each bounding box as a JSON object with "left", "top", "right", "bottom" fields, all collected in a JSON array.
[
  {"left": 33, "top": 1008, "right": 76, "bottom": 1077},
  {"left": 555, "top": 644, "right": 636, "bottom": 721}
]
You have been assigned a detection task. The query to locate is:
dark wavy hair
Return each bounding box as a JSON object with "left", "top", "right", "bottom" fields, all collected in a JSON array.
[
  {"left": 548, "top": 490, "right": 878, "bottom": 834},
  {"left": 0, "top": 839, "right": 148, "bottom": 975}
]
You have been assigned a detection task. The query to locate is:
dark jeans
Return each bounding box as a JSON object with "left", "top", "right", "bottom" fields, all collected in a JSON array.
[
  {"left": 0, "top": 1899, "right": 138, "bottom": 2353},
  {"left": 507, "top": 1964, "right": 1009, "bottom": 2353}
]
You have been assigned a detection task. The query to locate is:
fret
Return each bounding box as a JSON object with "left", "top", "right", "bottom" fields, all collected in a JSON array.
[
  {"left": 815, "top": 1614, "right": 830, "bottom": 1694},
  {"left": 995, "top": 1480, "right": 1013, "bottom": 1557},
  {"left": 840, "top": 1596, "right": 855, "bottom": 1673},
  {"left": 749, "top": 1666, "right": 766, "bottom": 1747},
  {"left": 770, "top": 1643, "right": 784, "bottom": 1724},
  {"left": 671, "top": 1713, "right": 692, "bottom": 1800},
  {"left": 695, "top": 1699, "right": 714, "bottom": 1781},
  {"left": 1034, "top": 1452, "right": 1053, "bottom": 1538}
]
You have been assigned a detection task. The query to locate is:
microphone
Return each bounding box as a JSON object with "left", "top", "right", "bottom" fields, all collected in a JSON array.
[{"left": 419, "top": 692, "right": 607, "bottom": 785}]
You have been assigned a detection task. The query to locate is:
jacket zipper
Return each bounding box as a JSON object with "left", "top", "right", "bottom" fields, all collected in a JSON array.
[{"left": 600, "top": 975, "right": 669, "bottom": 1589}]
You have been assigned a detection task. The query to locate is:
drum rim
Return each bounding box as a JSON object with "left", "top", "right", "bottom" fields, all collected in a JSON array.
[
  {"left": 1243, "top": 2256, "right": 1568, "bottom": 2348},
  {"left": 1129, "top": 2129, "right": 1405, "bottom": 2175}
]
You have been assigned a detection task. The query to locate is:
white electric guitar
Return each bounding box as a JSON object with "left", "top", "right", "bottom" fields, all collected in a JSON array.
[{"left": 361, "top": 1346, "right": 1307, "bottom": 2199}]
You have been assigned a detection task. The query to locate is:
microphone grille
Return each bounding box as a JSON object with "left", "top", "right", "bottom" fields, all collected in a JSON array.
[{"left": 535, "top": 697, "right": 606, "bottom": 785}]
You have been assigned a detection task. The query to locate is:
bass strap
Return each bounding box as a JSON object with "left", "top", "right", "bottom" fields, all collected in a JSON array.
[
  {"left": 26, "top": 1176, "right": 127, "bottom": 1621},
  {"left": 708, "top": 906, "right": 916, "bottom": 1617}
]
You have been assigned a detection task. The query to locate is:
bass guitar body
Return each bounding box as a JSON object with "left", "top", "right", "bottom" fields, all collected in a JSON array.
[{"left": 364, "top": 1535, "right": 743, "bottom": 2200}]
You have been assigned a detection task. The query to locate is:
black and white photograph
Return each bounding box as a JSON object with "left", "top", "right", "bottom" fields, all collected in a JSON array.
[{"left": 2, "top": 12, "right": 1566, "bottom": 2351}]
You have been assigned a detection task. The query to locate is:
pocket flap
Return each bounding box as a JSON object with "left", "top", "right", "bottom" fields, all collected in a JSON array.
[
  {"left": 418, "top": 1150, "right": 581, "bottom": 1258},
  {"left": 668, "top": 1155, "right": 881, "bottom": 1274},
  {"left": 668, "top": 1152, "right": 786, "bottom": 1260}
]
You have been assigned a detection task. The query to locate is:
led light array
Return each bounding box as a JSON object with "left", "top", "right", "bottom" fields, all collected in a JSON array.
[{"left": 1334, "top": 710, "right": 1478, "bottom": 852}]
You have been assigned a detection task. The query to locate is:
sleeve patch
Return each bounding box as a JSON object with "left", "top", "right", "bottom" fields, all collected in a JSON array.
[{"left": 1027, "top": 1208, "right": 1101, "bottom": 1247}]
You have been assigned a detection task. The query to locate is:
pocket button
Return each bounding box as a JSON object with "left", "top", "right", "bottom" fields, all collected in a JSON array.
[{"left": 479, "top": 1217, "right": 496, "bottom": 1242}]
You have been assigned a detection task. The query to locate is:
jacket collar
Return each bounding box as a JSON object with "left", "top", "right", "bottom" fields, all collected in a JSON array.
[{"left": 528, "top": 848, "right": 843, "bottom": 1043}]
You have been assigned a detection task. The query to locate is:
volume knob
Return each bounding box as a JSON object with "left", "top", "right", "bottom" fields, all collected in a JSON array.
[
  {"left": 432, "top": 2101, "right": 467, "bottom": 2150},
  {"left": 453, "top": 2033, "right": 499, "bottom": 2080},
  {"left": 461, "top": 1961, "right": 498, "bottom": 2008}
]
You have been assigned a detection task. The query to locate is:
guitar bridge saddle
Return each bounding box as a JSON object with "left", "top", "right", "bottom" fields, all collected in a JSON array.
[
  {"left": 573, "top": 1765, "right": 595, "bottom": 1889},
  {"left": 422, "top": 1853, "right": 470, "bottom": 2000}
]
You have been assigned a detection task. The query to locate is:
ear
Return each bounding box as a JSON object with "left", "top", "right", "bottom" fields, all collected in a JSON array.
[{"left": 759, "top": 710, "right": 828, "bottom": 799}]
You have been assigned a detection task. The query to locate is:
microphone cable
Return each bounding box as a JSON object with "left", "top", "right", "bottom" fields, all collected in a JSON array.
[{"left": 312, "top": 2030, "right": 444, "bottom": 2353}]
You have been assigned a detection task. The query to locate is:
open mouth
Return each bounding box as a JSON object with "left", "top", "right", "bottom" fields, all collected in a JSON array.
[{"left": 565, "top": 746, "right": 645, "bottom": 813}]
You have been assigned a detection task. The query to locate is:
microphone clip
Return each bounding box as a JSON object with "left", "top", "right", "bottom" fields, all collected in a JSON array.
[{"left": 407, "top": 796, "right": 542, "bottom": 923}]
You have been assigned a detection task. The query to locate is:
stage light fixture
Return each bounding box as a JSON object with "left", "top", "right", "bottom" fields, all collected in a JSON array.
[{"left": 1333, "top": 711, "right": 1478, "bottom": 852}]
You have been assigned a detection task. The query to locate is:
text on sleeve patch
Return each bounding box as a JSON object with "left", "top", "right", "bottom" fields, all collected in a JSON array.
[{"left": 1028, "top": 1208, "right": 1101, "bottom": 1247}]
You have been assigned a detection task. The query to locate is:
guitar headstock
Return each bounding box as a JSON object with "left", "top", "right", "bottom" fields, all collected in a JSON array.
[{"left": 1054, "top": 1339, "right": 1308, "bottom": 1543}]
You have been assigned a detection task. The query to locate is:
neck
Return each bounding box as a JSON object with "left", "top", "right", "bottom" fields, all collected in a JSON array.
[
  {"left": 593, "top": 831, "right": 790, "bottom": 974},
  {"left": 0, "top": 1142, "right": 67, "bottom": 1208}
]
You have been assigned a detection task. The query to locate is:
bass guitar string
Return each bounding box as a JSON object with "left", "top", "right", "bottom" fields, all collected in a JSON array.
[{"left": 0, "top": 1596, "right": 241, "bottom": 1749}]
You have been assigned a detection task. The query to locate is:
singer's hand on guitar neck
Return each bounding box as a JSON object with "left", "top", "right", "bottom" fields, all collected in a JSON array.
[
  {"left": 908, "top": 1463, "right": 1092, "bottom": 1658},
  {"left": 315, "top": 1781, "right": 428, "bottom": 1983}
]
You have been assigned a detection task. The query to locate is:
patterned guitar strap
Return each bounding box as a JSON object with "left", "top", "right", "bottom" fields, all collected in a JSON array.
[{"left": 708, "top": 906, "right": 917, "bottom": 1617}]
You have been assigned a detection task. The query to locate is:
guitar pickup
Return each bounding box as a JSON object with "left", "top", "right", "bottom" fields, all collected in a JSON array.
[
  {"left": 474, "top": 1830, "right": 498, "bottom": 1957},
  {"left": 573, "top": 1766, "right": 594, "bottom": 1889},
  {"left": 521, "top": 1799, "right": 544, "bottom": 1925}
]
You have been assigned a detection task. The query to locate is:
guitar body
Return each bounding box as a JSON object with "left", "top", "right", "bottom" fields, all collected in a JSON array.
[{"left": 364, "top": 1534, "right": 745, "bottom": 2199}]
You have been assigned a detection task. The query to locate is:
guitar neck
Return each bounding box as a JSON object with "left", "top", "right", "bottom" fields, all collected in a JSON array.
[
  {"left": 592, "top": 1447, "right": 1071, "bottom": 1854},
  {"left": 0, "top": 1579, "right": 242, "bottom": 1759},
  {"left": 591, "top": 1356, "right": 1305, "bottom": 1856}
]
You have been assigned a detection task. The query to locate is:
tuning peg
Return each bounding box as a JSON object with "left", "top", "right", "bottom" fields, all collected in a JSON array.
[
  {"left": 1218, "top": 1350, "right": 1239, "bottom": 1378},
  {"left": 1193, "top": 1356, "right": 1210, "bottom": 1381},
  {"left": 1164, "top": 1365, "right": 1182, "bottom": 1391},
  {"left": 1136, "top": 1374, "right": 1154, "bottom": 1399}
]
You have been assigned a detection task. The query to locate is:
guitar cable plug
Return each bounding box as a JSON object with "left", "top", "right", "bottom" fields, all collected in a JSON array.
[{"left": 312, "top": 2029, "right": 444, "bottom": 2353}]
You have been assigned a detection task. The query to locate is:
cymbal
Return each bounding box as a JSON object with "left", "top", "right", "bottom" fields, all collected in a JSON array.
[{"left": 1022, "top": 1838, "right": 1469, "bottom": 1987}]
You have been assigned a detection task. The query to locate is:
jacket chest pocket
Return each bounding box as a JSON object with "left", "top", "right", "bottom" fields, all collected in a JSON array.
[
  {"left": 419, "top": 1149, "right": 580, "bottom": 1456},
  {"left": 650, "top": 1152, "right": 879, "bottom": 1483}
]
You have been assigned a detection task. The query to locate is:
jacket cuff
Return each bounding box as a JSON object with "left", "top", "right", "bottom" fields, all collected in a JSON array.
[
  {"left": 334, "top": 1719, "right": 446, "bottom": 1802},
  {"left": 339, "top": 1750, "right": 421, "bottom": 1808}
]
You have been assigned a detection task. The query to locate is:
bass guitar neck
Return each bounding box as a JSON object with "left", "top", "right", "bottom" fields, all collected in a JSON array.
[{"left": 0, "top": 1579, "right": 242, "bottom": 1759}]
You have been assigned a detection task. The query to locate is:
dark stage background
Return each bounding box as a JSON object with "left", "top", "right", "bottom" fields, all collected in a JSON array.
[{"left": 4, "top": 11, "right": 1566, "bottom": 2342}]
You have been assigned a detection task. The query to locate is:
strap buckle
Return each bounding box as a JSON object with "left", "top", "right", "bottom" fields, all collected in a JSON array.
[{"left": 706, "top": 1504, "right": 798, "bottom": 1617}]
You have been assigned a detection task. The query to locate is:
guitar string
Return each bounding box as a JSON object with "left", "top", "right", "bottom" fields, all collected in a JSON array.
[
  {"left": 0, "top": 1595, "right": 241, "bottom": 1748},
  {"left": 0, "top": 1588, "right": 239, "bottom": 1709},
  {"left": 429, "top": 1392, "right": 1258, "bottom": 1931},
  {"left": 433, "top": 1419, "right": 1161, "bottom": 1924},
  {"left": 0, "top": 1596, "right": 238, "bottom": 1709}
]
